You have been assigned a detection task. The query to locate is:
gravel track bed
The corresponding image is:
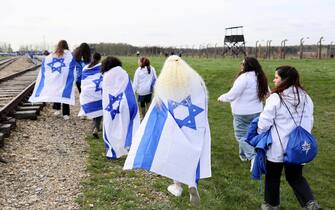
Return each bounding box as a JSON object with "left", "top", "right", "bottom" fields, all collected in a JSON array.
[
  {"left": 0, "top": 96, "right": 91, "bottom": 209},
  {"left": 0, "top": 57, "right": 36, "bottom": 79}
]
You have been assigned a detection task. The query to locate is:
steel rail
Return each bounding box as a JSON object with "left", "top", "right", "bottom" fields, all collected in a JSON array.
[
  {"left": 0, "top": 57, "right": 18, "bottom": 70},
  {"left": 0, "top": 64, "right": 41, "bottom": 119}
]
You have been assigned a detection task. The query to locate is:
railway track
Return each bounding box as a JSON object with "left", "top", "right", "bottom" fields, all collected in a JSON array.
[
  {"left": 0, "top": 57, "right": 18, "bottom": 70},
  {"left": 0, "top": 64, "right": 44, "bottom": 154}
]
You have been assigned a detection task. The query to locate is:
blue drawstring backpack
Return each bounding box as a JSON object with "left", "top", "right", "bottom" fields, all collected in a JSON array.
[{"left": 274, "top": 94, "right": 318, "bottom": 165}]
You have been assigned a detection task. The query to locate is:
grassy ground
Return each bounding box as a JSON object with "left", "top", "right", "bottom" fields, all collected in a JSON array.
[
  {"left": 0, "top": 56, "right": 9, "bottom": 61},
  {"left": 77, "top": 57, "right": 335, "bottom": 209}
]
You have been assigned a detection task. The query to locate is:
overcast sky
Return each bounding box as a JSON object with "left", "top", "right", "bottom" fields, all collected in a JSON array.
[{"left": 1, "top": 0, "right": 334, "bottom": 50}]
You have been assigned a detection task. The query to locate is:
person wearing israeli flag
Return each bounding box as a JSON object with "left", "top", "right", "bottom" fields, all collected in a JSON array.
[
  {"left": 73, "top": 43, "right": 91, "bottom": 93},
  {"left": 124, "top": 55, "right": 211, "bottom": 207},
  {"left": 29, "top": 40, "right": 76, "bottom": 120},
  {"left": 78, "top": 52, "right": 103, "bottom": 138},
  {"left": 133, "top": 57, "right": 157, "bottom": 118},
  {"left": 101, "top": 56, "right": 140, "bottom": 159},
  {"left": 257, "top": 66, "right": 322, "bottom": 210}
]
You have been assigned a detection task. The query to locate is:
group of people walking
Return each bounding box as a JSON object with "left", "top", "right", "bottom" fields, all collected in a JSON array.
[
  {"left": 218, "top": 57, "right": 321, "bottom": 210},
  {"left": 28, "top": 40, "right": 321, "bottom": 209}
]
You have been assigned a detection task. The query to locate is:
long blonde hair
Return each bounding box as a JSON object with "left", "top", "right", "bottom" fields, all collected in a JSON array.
[{"left": 155, "top": 55, "right": 206, "bottom": 102}]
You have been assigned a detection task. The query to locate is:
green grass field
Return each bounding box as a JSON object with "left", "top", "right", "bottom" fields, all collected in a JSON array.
[
  {"left": 0, "top": 56, "right": 9, "bottom": 61},
  {"left": 77, "top": 57, "right": 335, "bottom": 209}
]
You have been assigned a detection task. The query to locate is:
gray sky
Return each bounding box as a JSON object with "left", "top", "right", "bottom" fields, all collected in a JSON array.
[{"left": 1, "top": 0, "right": 334, "bottom": 50}]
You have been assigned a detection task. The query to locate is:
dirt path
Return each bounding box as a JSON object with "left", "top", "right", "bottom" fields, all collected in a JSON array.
[{"left": 0, "top": 93, "right": 91, "bottom": 209}]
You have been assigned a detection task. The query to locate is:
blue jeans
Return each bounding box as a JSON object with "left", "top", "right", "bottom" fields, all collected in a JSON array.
[{"left": 233, "top": 113, "right": 260, "bottom": 160}]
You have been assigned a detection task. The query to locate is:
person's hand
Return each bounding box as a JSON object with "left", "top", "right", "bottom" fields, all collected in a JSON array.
[{"left": 217, "top": 95, "right": 224, "bottom": 102}]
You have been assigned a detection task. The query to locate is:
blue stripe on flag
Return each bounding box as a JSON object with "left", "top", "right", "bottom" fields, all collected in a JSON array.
[
  {"left": 35, "top": 59, "right": 46, "bottom": 97},
  {"left": 81, "top": 100, "right": 102, "bottom": 113},
  {"left": 62, "top": 59, "right": 76, "bottom": 99},
  {"left": 104, "top": 127, "right": 116, "bottom": 159},
  {"left": 81, "top": 66, "right": 101, "bottom": 80},
  {"left": 133, "top": 103, "right": 168, "bottom": 170},
  {"left": 124, "top": 78, "right": 138, "bottom": 147}
]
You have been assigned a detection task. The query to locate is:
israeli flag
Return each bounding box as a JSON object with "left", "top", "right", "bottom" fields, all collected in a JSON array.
[
  {"left": 102, "top": 66, "right": 140, "bottom": 159},
  {"left": 78, "top": 64, "right": 103, "bottom": 119},
  {"left": 124, "top": 77, "right": 211, "bottom": 186},
  {"left": 29, "top": 50, "right": 76, "bottom": 105}
]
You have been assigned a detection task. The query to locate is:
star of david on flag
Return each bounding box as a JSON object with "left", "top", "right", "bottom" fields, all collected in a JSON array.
[
  {"left": 47, "top": 57, "right": 66, "bottom": 73},
  {"left": 168, "top": 96, "right": 204, "bottom": 130},
  {"left": 105, "top": 93, "right": 123, "bottom": 120},
  {"left": 93, "top": 75, "right": 103, "bottom": 92}
]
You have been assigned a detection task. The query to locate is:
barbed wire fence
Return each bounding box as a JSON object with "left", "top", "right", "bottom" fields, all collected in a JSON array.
[
  {"left": 1, "top": 37, "right": 333, "bottom": 59},
  {"left": 136, "top": 38, "right": 333, "bottom": 59}
]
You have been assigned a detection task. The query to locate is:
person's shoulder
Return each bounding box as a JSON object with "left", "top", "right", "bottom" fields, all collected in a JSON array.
[
  {"left": 266, "top": 92, "right": 281, "bottom": 104},
  {"left": 64, "top": 50, "right": 72, "bottom": 57},
  {"left": 118, "top": 67, "right": 129, "bottom": 77},
  {"left": 134, "top": 67, "right": 141, "bottom": 72},
  {"left": 244, "top": 71, "right": 257, "bottom": 78},
  {"left": 234, "top": 72, "right": 248, "bottom": 83},
  {"left": 238, "top": 72, "right": 250, "bottom": 78},
  {"left": 302, "top": 91, "right": 313, "bottom": 107}
]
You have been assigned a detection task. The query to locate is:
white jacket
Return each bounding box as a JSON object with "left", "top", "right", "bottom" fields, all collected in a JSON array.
[
  {"left": 257, "top": 87, "right": 314, "bottom": 163},
  {"left": 218, "top": 71, "right": 263, "bottom": 115},
  {"left": 133, "top": 66, "right": 157, "bottom": 96}
]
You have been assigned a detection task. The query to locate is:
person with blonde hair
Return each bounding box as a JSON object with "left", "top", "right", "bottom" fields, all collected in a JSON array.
[{"left": 124, "top": 55, "right": 211, "bottom": 207}]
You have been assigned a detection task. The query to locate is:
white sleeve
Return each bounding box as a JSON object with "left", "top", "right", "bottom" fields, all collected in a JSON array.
[
  {"left": 306, "top": 94, "right": 314, "bottom": 128},
  {"left": 257, "top": 93, "right": 280, "bottom": 133},
  {"left": 218, "top": 74, "right": 247, "bottom": 102}
]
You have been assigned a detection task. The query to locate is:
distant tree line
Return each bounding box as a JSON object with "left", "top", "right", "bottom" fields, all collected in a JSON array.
[
  {"left": 0, "top": 42, "right": 13, "bottom": 53},
  {"left": 1, "top": 41, "right": 333, "bottom": 59},
  {"left": 88, "top": 42, "right": 334, "bottom": 59}
]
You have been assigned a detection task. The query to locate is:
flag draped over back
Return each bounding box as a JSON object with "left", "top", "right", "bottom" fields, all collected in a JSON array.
[
  {"left": 102, "top": 66, "right": 140, "bottom": 159},
  {"left": 29, "top": 50, "right": 76, "bottom": 105},
  {"left": 124, "top": 56, "right": 211, "bottom": 186},
  {"left": 78, "top": 64, "right": 103, "bottom": 118}
]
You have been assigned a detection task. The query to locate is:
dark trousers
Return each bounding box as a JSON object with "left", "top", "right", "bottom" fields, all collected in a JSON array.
[
  {"left": 265, "top": 160, "right": 315, "bottom": 207},
  {"left": 76, "top": 81, "right": 81, "bottom": 93},
  {"left": 53, "top": 103, "right": 70, "bottom": 116},
  {"left": 93, "top": 116, "right": 102, "bottom": 130}
]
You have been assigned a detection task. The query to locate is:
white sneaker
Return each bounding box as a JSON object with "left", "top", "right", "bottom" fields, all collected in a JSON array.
[
  {"left": 189, "top": 187, "right": 200, "bottom": 207},
  {"left": 239, "top": 155, "right": 248, "bottom": 162},
  {"left": 53, "top": 110, "right": 61, "bottom": 116},
  {"left": 167, "top": 183, "right": 183, "bottom": 197},
  {"left": 250, "top": 158, "right": 255, "bottom": 172},
  {"left": 63, "top": 115, "right": 70, "bottom": 120}
]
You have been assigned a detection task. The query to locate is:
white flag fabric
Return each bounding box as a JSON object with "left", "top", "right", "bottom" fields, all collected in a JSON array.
[
  {"left": 29, "top": 50, "right": 76, "bottom": 105},
  {"left": 78, "top": 64, "right": 103, "bottom": 119},
  {"left": 102, "top": 66, "right": 140, "bottom": 159},
  {"left": 124, "top": 56, "right": 211, "bottom": 187}
]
